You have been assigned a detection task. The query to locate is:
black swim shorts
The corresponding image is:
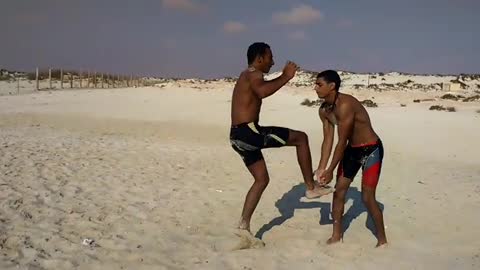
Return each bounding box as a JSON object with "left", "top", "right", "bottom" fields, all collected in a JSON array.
[{"left": 230, "top": 122, "right": 290, "bottom": 167}]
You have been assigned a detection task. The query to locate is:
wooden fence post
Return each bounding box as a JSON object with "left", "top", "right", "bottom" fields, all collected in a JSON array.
[
  {"left": 79, "top": 70, "right": 83, "bottom": 88},
  {"left": 35, "top": 67, "right": 39, "bottom": 90},
  {"left": 49, "top": 68, "right": 52, "bottom": 89}
]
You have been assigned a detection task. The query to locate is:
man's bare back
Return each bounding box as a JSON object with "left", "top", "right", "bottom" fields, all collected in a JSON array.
[{"left": 231, "top": 69, "right": 263, "bottom": 125}]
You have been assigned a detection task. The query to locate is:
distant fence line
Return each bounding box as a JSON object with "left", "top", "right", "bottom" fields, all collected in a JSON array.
[{"left": 7, "top": 67, "right": 149, "bottom": 95}]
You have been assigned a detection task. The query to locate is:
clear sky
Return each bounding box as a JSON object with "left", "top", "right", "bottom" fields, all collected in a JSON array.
[{"left": 1, "top": 0, "right": 479, "bottom": 78}]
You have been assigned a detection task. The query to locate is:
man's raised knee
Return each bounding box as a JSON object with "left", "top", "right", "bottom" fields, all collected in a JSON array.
[{"left": 289, "top": 130, "right": 309, "bottom": 145}]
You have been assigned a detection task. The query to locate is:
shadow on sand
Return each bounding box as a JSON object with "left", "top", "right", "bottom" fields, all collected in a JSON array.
[{"left": 255, "top": 183, "right": 384, "bottom": 240}]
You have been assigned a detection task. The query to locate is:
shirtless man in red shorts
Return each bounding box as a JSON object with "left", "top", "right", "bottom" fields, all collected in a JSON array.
[{"left": 314, "top": 70, "right": 387, "bottom": 247}]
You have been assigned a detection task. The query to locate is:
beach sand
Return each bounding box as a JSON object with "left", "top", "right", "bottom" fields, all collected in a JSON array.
[{"left": 1, "top": 86, "right": 479, "bottom": 269}]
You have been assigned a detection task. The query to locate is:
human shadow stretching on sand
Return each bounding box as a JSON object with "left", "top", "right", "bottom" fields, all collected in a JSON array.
[
  {"left": 255, "top": 184, "right": 385, "bottom": 241},
  {"left": 255, "top": 183, "right": 330, "bottom": 239}
]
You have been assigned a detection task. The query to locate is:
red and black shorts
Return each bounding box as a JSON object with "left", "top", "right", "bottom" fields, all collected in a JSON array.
[{"left": 337, "top": 139, "right": 384, "bottom": 188}]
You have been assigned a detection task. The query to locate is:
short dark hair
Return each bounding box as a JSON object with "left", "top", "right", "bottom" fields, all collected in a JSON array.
[
  {"left": 247, "top": 42, "right": 270, "bottom": 65},
  {"left": 317, "top": 70, "right": 341, "bottom": 91}
]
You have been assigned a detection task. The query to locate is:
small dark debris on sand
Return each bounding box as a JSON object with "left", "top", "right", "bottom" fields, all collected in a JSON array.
[
  {"left": 463, "top": 95, "right": 480, "bottom": 102},
  {"left": 300, "top": 98, "right": 322, "bottom": 107},
  {"left": 441, "top": 94, "right": 465, "bottom": 101},
  {"left": 413, "top": 98, "right": 435, "bottom": 103},
  {"left": 361, "top": 99, "right": 378, "bottom": 107},
  {"left": 429, "top": 105, "right": 456, "bottom": 112}
]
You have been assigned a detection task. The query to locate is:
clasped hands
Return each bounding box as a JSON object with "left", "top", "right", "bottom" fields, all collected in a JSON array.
[{"left": 314, "top": 168, "right": 334, "bottom": 186}]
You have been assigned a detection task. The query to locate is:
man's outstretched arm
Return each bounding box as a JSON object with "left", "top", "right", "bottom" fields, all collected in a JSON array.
[
  {"left": 250, "top": 71, "right": 290, "bottom": 98},
  {"left": 321, "top": 103, "right": 354, "bottom": 184},
  {"left": 317, "top": 108, "right": 334, "bottom": 170},
  {"left": 249, "top": 61, "right": 297, "bottom": 99}
]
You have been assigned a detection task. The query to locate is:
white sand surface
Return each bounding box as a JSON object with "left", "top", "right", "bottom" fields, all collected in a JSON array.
[{"left": 0, "top": 86, "right": 479, "bottom": 269}]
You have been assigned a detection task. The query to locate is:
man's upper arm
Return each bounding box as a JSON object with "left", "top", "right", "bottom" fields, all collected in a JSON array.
[
  {"left": 336, "top": 103, "right": 354, "bottom": 144},
  {"left": 319, "top": 108, "right": 334, "bottom": 138},
  {"left": 248, "top": 71, "right": 266, "bottom": 98}
]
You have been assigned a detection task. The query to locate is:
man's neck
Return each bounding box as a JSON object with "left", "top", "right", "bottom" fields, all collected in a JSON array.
[
  {"left": 324, "top": 91, "right": 339, "bottom": 104},
  {"left": 248, "top": 64, "right": 263, "bottom": 73}
]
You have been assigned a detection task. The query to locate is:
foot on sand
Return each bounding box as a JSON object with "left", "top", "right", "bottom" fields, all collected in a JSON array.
[
  {"left": 231, "top": 229, "right": 265, "bottom": 250},
  {"left": 376, "top": 241, "right": 388, "bottom": 248},
  {"left": 237, "top": 219, "right": 249, "bottom": 231},
  {"left": 326, "top": 235, "right": 343, "bottom": 245},
  {"left": 306, "top": 185, "right": 334, "bottom": 199}
]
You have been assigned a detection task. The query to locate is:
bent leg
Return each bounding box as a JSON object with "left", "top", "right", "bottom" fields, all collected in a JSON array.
[
  {"left": 287, "top": 129, "right": 333, "bottom": 198},
  {"left": 239, "top": 159, "right": 270, "bottom": 232},
  {"left": 327, "top": 176, "right": 351, "bottom": 244},
  {"left": 362, "top": 184, "right": 387, "bottom": 247},
  {"left": 286, "top": 129, "right": 316, "bottom": 190}
]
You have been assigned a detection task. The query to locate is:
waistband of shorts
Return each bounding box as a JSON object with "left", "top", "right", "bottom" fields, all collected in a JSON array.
[
  {"left": 231, "top": 121, "right": 258, "bottom": 129},
  {"left": 349, "top": 138, "right": 381, "bottom": 148}
]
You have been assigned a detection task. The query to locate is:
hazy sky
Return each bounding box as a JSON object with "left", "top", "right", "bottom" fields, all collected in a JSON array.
[{"left": 1, "top": 0, "right": 479, "bottom": 78}]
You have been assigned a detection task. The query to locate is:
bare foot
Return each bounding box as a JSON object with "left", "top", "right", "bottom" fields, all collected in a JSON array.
[
  {"left": 326, "top": 235, "right": 343, "bottom": 245},
  {"left": 306, "top": 185, "right": 334, "bottom": 199},
  {"left": 237, "top": 219, "right": 250, "bottom": 232},
  {"left": 376, "top": 241, "right": 388, "bottom": 248},
  {"left": 232, "top": 229, "right": 265, "bottom": 250}
]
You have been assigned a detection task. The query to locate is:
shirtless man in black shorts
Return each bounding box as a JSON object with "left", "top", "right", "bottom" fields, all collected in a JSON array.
[{"left": 230, "top": 42, "right": 332, "bottom": 234}]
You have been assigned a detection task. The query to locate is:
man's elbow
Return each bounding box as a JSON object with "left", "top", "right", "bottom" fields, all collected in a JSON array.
[
  {"left": 336, "top": 138, "right": 348, "bottom": 149},
  {"left": 324, "top": 132, "right": 334, "bottom": 143},
  {"left": 257, "top": 92, "right": 268, "bottom": 99},
  {"left": 257, "top": 89, "right": 271, "bottom": 99},
  {"left": 252, "top": 88, "right": 267, "bottom": 99}
]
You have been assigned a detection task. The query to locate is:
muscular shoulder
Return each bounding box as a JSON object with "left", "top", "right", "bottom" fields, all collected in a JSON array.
[
  {"left": 338, "top": 94, "right": 360, "bottom": 110},
  {"left": 244, "top": 69, "right": 263, "bottom": 83},
  {"left": 318, "top": 106, "right": 328, "bottom": 119},
  {"left": 335, "top": 94, "right": 356, "bottom": 119},
  {"left": 345, "top": 93, "right": 363, "bottom": 106},
  {"left": 235, "top": 70, "right": 263, "bottom": 95}
]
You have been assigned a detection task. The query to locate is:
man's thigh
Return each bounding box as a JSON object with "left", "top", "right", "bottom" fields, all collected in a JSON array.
[{"left": 258, "top": 125, "right": 290, "bottom": 148}]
